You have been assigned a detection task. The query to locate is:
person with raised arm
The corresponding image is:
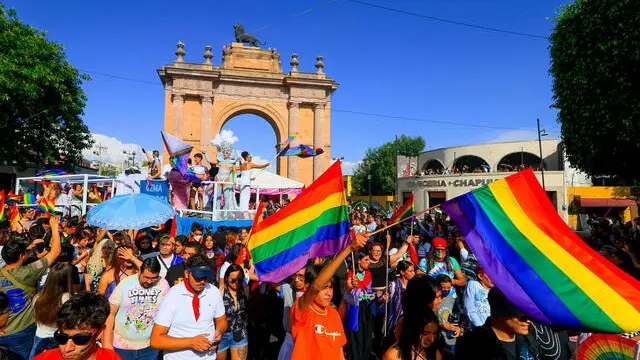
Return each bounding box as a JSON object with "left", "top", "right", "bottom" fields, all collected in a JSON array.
[{"left": 290, "top": 232, "right": 369, "bottom": 360}]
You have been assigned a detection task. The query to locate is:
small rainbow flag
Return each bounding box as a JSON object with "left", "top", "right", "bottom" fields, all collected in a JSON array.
[
  {"left": 248, "top": 161, "right": 350, "bottom": 282},
  {"left": 389, "top": 194, "right": 414, "bottom": 224},
  {"left": 9, "top": 203, "right": 20, "bottom": 227},
  {"left": 441, "top": 169, "right": 640, "bottom": 333},
  {"left": 6, "top": 191, "right": 22, "bottom": 204},
  {"left": 23, "top": 193, "right": 36, "bottom": 205},
  {"left": 0, "top": 190, "right": 5, "bottom": 221},
  {"left": 36, "top": 169, "right": 67, "bottom": 177},
  {"left": 37, "top": 198, "right": 56, "bottom": 214}
]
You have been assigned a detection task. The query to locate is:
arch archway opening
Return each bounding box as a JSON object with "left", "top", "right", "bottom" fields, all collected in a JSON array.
[
  {"left": 219, "top": 113, "right": 279, "bottom": 174},
  {"left": 453, "top": 155, "right": 490, "bottom": 173},
  {"left": 497, "top": 152, "right": 544, "bottom": 172},
  {"left": 422, "top": 159, "right": 444, "bottom": 175}
]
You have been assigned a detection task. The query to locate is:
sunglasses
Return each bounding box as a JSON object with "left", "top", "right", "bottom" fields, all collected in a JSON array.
[
  {"left": 514, "top": 315, "right": 530, "bottom": 322},
  {"left": 228, "top": 278, "right": 241, "bottom": 284},
  {"left": 54, "top": 329, "right": 97, "bottom": 346}
]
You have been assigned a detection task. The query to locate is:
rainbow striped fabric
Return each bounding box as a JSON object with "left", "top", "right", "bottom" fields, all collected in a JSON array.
[
  {"left": 9, "top": 203, "right": 20, "bottom": 227},
  {"left": 577, "top": 334, "right": 638, "bottom": 360},
  {"left": 23, "top": 193, "right": 36, "bottom": 205},
  {"left": 248, "top": 161, "right": 350, "bottom": 282},
  {"left": 36, "top": 169, "right": 67, "bottom": 177},
  {"left": 441, "top": 169, "right": 640, "bottom": 333},
  {"left": 37, "top": 198, "right": 56, "bottom": 214},
  {"left": 6, "top": 191, "right": 22, "bottom": 204},
  {"left": 389, "top": 194, "right": 414, "bottom": 224},
  {"left": 0, "top": 190, "right": 5, "bottom": 221}
]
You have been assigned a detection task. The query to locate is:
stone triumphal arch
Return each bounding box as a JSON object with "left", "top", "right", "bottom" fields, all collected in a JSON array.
[{"left": 157, "top": 42, "right": 338, "bottom": 185}]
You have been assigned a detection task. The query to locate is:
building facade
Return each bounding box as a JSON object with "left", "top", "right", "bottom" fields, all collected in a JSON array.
[{"left": 397, "top": 139, "right": 569, "bottom": 222}]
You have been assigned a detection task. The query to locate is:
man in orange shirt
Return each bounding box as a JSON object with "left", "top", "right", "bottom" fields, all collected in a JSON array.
[{"left": 290, "top": 232, "right": 369, "bottom": 360}]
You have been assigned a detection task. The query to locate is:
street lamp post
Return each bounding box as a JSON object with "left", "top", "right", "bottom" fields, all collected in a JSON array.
[{"left": 537, "top": 118, "right": 548, "bottom": 190}]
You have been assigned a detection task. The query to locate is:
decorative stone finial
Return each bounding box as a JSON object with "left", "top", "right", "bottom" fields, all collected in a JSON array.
[
  {"left": 175, "top": 42, "right": 185, "bottom": 62},
  {"left": 203, "top": 45, "right": 213, "bottom": 64},
  {"left": 290, "top": 53, "right": 299, "bottom": 72},
  {"left": 315, "top": 56, "right": 325, "bottom": 75}
]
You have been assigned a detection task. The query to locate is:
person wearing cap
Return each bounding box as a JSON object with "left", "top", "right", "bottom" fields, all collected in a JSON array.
[
  {"left": 151, "top": 254, "right": 228, "bottom": 360},
  {"left": 455, "top": 288, "right": 541, "bottom": 360},
  {"left": 418, "top": 238, "right": 466, "bottom": 288}
]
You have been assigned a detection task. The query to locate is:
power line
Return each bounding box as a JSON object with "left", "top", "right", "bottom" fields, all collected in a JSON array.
[
  {"left": 78, "top": 68, "right": 547, "bottom": 132},
  {"left": 333, "top": 108, "right": 539, "bottom": 131},
  {"left": 252, "top": 0, "right": 342, "bottom": 33},
  {"left": 345, "top": 0, "right": 549, "bottom": 40}
]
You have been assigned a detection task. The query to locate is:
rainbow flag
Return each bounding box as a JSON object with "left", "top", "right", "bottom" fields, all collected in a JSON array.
[
  {"left": 441, "top": 169, "right": 640, "bottom": 333},
  {"left": 0, "top": 190, "right": 5, "bottom": 221},
  {"left": 36, "top": 169, "right": 67, "bottom": 177},
  {"left": 23, "top": 193, "right": 36, "bottom": 205},
  {"left": 9, "top": 203, "right": 20, "bottom": 227},
  {"left": 389, "top": 194, "right": 414, "bottom": 224},
  {"left": 37, "top": 198, "right": 56, "bottom": 214},
  {"left": 6, "top": 191, "right": 22, "bottom": 204},
  {"left": 248, "top": 161, "right": 350, "bottom": 282},
  {"left": 577, "top": 334, "right": 638, "bottom": 360},
  {"left": 92, "top": 185, "right": 103, "bottom": 203}
]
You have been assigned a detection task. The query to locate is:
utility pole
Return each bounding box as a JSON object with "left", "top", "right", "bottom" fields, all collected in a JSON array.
[
  {"left": 93, "top": 143, "right": 107, "bottom": 174},
  {"left": 537, "top": 118, "right": 548, "bottom": 191},
  {"left": 368, "top": 160, "right": 373, "bottom": 205}
]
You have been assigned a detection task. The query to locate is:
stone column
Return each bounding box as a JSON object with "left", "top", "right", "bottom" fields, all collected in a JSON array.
[
  {"left": 287, "top": 101, "right": 301, "bottom": 180},
  {"left": 200, "top": 96, "right": 213, "bottom": 150},
  {"left": 313, "top": 103, "right": 326, "bottom": 180},
  {"left": 171, "top": 93, "right": 184, "bottom": 136}
]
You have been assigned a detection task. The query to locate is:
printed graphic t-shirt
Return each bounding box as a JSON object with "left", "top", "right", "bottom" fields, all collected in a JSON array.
[
  {"left": 109, "top": 274, "right": 170, "bottom": 350},
  {"left": 0, "top": 259, "right": 49, "bottom": 334},
  {"left": 290, "top": 300, "right": 346, "bottom": 360}
]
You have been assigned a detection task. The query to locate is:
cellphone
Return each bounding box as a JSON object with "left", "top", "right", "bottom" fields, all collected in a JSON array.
[{"left": 36, "top": 242, "right": 45, "bottom": 252}]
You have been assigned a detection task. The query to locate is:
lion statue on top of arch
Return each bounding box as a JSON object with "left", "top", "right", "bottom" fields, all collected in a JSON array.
[{"left": 233, "top": 24, "right": 266, "bottom": 48}]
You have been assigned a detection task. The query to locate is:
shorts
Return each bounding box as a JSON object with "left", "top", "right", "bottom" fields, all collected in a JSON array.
[
  {"left": 191, "top": 182, "right": 203, "bottom": 189},
  {"left": 217, "top": 332, "right": 248, "bottom": 352}
]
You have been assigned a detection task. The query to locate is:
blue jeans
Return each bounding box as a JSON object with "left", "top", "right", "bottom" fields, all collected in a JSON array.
[
  {"left": 217, "top": 332, "right": 249, "bottom": 353},
  {"left": 30, "top": 336, "right": 59, "bottom": 359},
  {"left": 114, "top": 346, "right": 160, "bottom": 360},
  {"left": 0, "top": 323, "right": 36, "bottom": 360}
]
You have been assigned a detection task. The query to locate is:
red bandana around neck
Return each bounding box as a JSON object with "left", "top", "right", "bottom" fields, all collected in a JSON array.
[{"left": 183, "top": 278, "right": 201, "bottom": 321}]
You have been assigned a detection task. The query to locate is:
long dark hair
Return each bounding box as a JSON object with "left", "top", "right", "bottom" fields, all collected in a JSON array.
[
  {"left": 224, "top": 264, "right": 245, "bottom": 286},
  {"left": 398, "top": 309, "right": 439, "bottom": 360},
  {"left": 35, "top": 263, "right": 75, "bottom": 325},
  {"left": 402, "top": 274, "right": 437, "bottom": 320}
]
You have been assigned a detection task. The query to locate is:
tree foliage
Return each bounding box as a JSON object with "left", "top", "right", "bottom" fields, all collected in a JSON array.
[
  {"left": 0, "top": 5, "right": 92, "bottom": 168},
  {"left": 352, "top": 135, "right": 425, "bottom": 196},
  {"left": 549, "top": 0, "right": 640, "bottom": 180}
]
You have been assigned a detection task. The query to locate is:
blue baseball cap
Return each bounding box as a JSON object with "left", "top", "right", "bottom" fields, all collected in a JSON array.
[{"left": 187, "top": 266, "right": 212, "bottom": 279}]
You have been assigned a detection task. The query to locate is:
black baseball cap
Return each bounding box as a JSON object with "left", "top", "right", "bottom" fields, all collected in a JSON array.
[{"left": 488, "top": 288, "right": 525, "bottom": 318}]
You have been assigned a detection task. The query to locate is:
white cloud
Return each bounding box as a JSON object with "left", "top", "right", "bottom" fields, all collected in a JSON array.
[
  {"left": 210, "top": 130, "right": 239, "bottom": 146},
  {"left": 331, "top": 159, "right": 361, "bottom": 176},
  {"left": 82, "top": 134, "right": 145, "bottom": 164},
  {"left": 489, "top": 130, "right": 539, "bottom": 143}
]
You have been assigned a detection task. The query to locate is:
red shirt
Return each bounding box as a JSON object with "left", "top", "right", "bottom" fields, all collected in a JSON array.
[{"left": 33, "top": 347, "right": 121, "bottom": 360}]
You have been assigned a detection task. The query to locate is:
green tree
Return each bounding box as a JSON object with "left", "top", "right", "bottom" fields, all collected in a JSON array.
[
  {"left": 0, "top": 5, "right": 92, "bottom": 169},
  {"left": 549, "top": 0, "right": 640, "bottom": 180},
  {"left": 352, "top": 135, "right": 425, "bottom": 196}
]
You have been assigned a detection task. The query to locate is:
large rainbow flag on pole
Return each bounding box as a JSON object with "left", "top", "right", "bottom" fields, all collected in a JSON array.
[
  {"left": 441, "top": 169, "right": 640, "bottom": 333},
  {"left": 248, "top": 161, "right": 350, "bottom": 282}
]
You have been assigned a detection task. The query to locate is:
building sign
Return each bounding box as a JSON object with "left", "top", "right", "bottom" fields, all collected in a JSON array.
[
  {"left": 408, "top": 178, "right": 501, "bottom": 188},
  {"left": 140, "top": 180, "right": 170, "bottom": 202}
]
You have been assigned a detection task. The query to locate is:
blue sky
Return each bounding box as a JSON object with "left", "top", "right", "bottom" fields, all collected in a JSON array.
[{"left": 6, "top": 0, "right": 566, "bottom": 169}]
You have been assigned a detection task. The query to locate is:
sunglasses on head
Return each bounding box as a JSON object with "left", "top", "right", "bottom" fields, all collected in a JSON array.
[{"left": 54, "top": 329, "right": 97, "bottom": 346}]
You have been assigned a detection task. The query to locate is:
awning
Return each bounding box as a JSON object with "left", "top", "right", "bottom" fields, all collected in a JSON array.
[{"left": 577, "top": 198, "right": 637, "bottom": 207}]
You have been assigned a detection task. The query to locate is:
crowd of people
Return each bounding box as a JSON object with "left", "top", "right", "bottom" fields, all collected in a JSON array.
[{"left": 0, "top": 195, "right": 639, "bottom": 360}]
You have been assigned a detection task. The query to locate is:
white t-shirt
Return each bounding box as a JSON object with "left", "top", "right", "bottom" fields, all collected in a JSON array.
[
  {"left": 218, "top": 262, "right": 231, "bottom": 281},
  {"left": 154, "top": 282, "right": 225, "bottom": 360},
  {"left": 35, "top": 293, "right": 71, "bottom": 338}
]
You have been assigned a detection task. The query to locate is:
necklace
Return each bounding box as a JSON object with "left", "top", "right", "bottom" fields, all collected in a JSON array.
[
  {"left": 309, "top": 304, "right": 328, "bottom": 316},
  {"left": 412, "top": 345, "right": 428, "bottom": 360}
]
